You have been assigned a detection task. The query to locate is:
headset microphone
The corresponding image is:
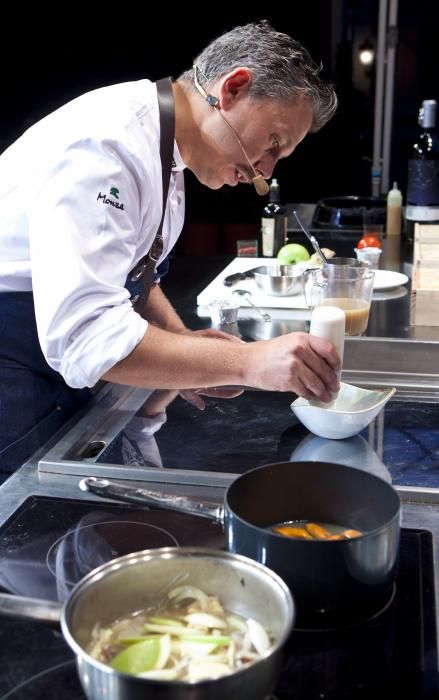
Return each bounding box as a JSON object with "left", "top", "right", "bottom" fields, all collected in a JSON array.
[
  {"left": 193, "top": 66, "right": 270, "bottom": 196},
  {"left": 251, "top": 173, "right": 270, "bottom": 196}
]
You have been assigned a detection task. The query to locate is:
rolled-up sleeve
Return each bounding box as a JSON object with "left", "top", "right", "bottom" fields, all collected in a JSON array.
[{"left": 28, "top": 137, "right": 155, "bottom": 388}]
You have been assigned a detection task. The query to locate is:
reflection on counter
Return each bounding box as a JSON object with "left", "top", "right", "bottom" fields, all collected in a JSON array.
[
  {"left": 237, "top": 317, "right": 308, "bottom": 340},
  {"left": 84, "top": 389, "right": 439, "bottom": 489},
  {"left": 97, "top": 389, "right": 179, "bottom": 468},
  {"left": 378, "top": 400, "right": 439, "bottom": 487},
  {"left": 291, "top": 433, "right": 391, "bottom": 483}
]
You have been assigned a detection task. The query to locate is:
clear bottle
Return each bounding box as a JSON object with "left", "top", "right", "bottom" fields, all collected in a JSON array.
[
  {"left": 261, "top": 179, "right": 287, "bottom": 257},
  {"left": 386, "top": 181, "right": 402, "bottom": 237},
  {"left": 406, "top": 99, "right": 439, "bottom": 239}
]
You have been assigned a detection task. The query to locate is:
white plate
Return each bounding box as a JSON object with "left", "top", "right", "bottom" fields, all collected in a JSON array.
[
  {"left": 373, "top": 269, "right": 409, "bottom": 291},
  {"left": 373, "top": 286, "right": 408, "bottom": 301}
]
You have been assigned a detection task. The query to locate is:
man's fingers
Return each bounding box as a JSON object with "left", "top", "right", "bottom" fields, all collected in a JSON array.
[
  {"left": 299, "top": 365, "right": 336, "bottom": 403},
  {"left": 179, "top": 390, "right": 206, "bottom": 411},
  {"left": 308, "top": 334, "right": 342, "bottom": 372}
]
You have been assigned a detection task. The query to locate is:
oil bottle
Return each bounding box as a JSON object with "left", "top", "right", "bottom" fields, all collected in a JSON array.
[{"left": 261, "top": 179, "right": 288, "bottom": 257}]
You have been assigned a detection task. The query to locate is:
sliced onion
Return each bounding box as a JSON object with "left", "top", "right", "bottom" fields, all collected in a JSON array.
[
  {"left": 149, "top": 616, "right": 184, "bottom": 627},
  {"left": 137, "top": 668, "right": 180, "bottom": 680},
  {"left": 226, "top": 614, "right": 248, "bottom": 633},
  {"left": 167, "top": 586, "right": 207, "bottom": 604},
  {"left": 187, "top": 661, "right": 232, "bottom": 681},
  {"left": 236, "top": 649, "right": 260, "bottom": 661},
  {"left": 156, "top": 634, "right": 171, "bottom": 669},
  {"left": 226, "top": 639, "right": 236, "bottom": 668},
  {"left": 184, "top": 612, "right": 227, "bottom": 629},
  {"left": 246, "top": 618, "right": 271, "bottom": 655},
  {"left": 143, "top": 623, "right": 203, "bottom": 637},
  {"left": 177, "top": 640, "right": 221, "bottom": 659}
]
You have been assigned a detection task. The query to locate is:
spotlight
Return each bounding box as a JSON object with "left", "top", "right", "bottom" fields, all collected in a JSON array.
[{"left": 359, "top": 39, "right": 375, "bottom": 66}]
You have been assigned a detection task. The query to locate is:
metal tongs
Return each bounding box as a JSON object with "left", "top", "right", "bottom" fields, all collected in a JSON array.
[{"left": 293, "top": 210, "right": 328, "bottom": 264}]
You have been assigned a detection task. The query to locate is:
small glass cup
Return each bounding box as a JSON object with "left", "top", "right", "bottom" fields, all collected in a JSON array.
[
  {"left": 354, "top": 247, "right": 382, "bottom": 270},
  {"left": 208, "top": 298, "right": 240, "bottom": 325},
  {"left": 237, "top": 239, "right": 258, "bottom": 257},
  {"left": 304, "top": 264, "right": 375, "bottom": 336}
]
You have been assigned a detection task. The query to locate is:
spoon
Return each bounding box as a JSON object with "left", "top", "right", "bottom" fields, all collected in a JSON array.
[
  {"left": 293, "top": 210, "right": 328, "bottom": 264},
  {"left": 232, "top": 289, "right": 271, "bottom": 322}
]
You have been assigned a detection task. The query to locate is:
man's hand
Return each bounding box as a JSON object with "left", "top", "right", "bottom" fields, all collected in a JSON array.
[{"left": 245, "top": 332, "right": 341, "bottom": 403}]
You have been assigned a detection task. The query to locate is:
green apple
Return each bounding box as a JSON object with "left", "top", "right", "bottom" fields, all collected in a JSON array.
[{"left": 277, "top": 243, "right": 310, "bottom": 264}]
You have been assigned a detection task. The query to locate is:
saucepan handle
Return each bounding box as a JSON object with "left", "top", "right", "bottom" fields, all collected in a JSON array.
[
  {"left": 79, "top": 477, "right": 224, "bottom": 524},
  {"left": 0, "top": 593, "right": 61, "bottom": 625}
]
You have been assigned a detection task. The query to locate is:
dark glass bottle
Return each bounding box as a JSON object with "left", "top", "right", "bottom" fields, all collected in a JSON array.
[
  {"left": 261, "top": 179, "right": 287, "bottom": 257},
  {"left": 406, "top": 99, "right": 439, "bottom": 239}
]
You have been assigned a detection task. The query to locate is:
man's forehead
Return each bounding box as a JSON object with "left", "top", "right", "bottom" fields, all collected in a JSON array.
[{"left": 270, "top": 98, "right": 313, "bottom": 145}]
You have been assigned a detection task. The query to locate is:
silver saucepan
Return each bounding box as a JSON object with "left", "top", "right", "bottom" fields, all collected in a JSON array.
[{"left": 0, "top": 547, "right": 294, "bottom": 700}]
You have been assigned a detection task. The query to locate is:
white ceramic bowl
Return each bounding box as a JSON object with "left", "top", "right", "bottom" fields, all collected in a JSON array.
[{"left": 291, "top": 382, "right": 396, "bottom": 440}]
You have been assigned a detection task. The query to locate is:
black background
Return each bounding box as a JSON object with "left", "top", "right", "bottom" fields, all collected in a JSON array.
[{"left": 1, "top": 1, "right": 437, "bottom": 241}]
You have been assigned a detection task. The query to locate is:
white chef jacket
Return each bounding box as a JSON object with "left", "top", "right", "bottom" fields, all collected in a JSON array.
[{"left": 0, "top": 79, "right": 185, "bottom": 389}]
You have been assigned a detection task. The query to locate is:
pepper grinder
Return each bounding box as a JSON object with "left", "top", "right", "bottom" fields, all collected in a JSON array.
[{"left": 309, "top": 305, "right": 345, "bottom": 404}]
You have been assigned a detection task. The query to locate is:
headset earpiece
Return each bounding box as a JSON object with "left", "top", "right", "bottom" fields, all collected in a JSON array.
[{"left": 206, "top": 94, "right": 219, "bottom": 108}]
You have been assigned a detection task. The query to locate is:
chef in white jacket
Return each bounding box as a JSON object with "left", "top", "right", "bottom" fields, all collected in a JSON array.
[{"left": 0, "top": 21, "right": 340, "bottom": 474}]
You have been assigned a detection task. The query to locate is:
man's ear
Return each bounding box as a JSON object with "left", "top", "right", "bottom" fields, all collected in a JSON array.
[{"left": 218, "top": 68, "right": 252, "bottom": 111}]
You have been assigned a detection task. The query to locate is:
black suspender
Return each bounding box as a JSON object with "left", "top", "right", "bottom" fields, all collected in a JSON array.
[{"left": 129, "top": 77, "right": 175, "bottom": 307}]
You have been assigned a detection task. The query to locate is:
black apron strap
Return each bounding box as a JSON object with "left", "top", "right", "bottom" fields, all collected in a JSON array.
[{"left": 129, "top": 77, "right": 176, "bottom": 308}]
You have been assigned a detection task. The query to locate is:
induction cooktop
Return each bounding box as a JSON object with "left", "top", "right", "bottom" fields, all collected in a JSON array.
[{"left": 0, "top": 495, "right": 437, "bottom": 699}]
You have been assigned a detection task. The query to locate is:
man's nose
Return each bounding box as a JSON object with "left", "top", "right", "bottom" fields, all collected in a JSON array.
[{"left": 254, "top": 155, "right": 277, "bottom": 180}]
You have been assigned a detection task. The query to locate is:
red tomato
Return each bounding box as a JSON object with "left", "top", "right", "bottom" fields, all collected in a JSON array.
[{"left": 357, "top": 235, "right": 382, "bottom": 249}]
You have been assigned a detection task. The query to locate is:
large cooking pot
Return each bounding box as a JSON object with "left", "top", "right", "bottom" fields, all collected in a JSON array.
[
  {"left": 313, "top": 196, "right": 386, "bottom": 229},
  {"left": 81, "top": 461, "right": 401, "bottom": 628},
  {"left": 0, "top": 547, "right": 294, "bottom": 700}
]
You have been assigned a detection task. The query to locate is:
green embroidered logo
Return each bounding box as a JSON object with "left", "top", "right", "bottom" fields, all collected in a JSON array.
[{"left": 97, "top": 190, "right": 125, "bottom": 211}]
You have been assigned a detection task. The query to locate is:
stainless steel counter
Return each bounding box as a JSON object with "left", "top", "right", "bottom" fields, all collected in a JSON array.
[{"left": 209, "top": 239, "right": 436, "bottom": 343}]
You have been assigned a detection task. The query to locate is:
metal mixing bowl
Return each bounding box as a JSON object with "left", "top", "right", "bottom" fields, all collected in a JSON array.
[{"left": 252, "top": 265, "right": 304, "bottom": 296}]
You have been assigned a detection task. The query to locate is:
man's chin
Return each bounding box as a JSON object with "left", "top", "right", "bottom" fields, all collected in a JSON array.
[
  {"left": 201, "top": 179, "right": 226, "bottom": 191},
  {"left": 195, "top": 171, "right": 237, "bottom": 190}
]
